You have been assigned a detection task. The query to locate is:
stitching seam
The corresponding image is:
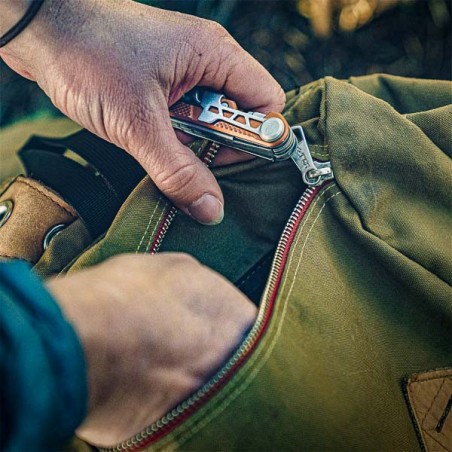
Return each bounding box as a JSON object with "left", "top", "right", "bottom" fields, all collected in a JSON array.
[
  {"left": 237, "top": 255, "right": 273, "bottom": 289},
  {"left": 411, "top": 372, "right": 452, "bottom": 384},
  {"left": 143, "top": 204, "right": 168, "bottom": 253},
  {"left": 135, "top": 199, "right": 161, "bottom": 253},
  {"left": 163, "top": 186, "right": 341, "bottom": 449},
  {"left": 12, "top": 178, "right": 76, "bottom": 217},
  {"left": 421, "top": 378, "right": 447, "bottom": 424},
  {"left": 423, "top": 430, "right": 450, "bottom": 451}
]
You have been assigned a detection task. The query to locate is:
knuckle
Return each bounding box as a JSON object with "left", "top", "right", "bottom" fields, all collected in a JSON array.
[
  {"left": 204, "top": 19, "right": 229, "bottom": 39},
  {"left": 201, "top": 20, "right": 236, "bottom": 56},
  {"left": 185, "top": 18, "right": 231, "bottom": 56},
  {"left": 105, "top": 254, "right": 142, "bottom": 270},
  {"left": 154, "top": 159, "right": 199, "bottom": 198},
  {"left": 275, "top": 85, "right": 286, "bottom": 109},
  {"left": 161, "top": 252, "right": 201, "bottom": 273},
  {"left": 171, "top": 252, "right": 199, "bottom": 266}
]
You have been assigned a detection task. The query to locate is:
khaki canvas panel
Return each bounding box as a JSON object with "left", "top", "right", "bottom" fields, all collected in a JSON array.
[{"left": 0, "top": 74, "right": 451, "bottom": 450}]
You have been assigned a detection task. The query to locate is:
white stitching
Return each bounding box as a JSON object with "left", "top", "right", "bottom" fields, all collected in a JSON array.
[
  {"left": 283, "top": 192, "right": 342, "bottom": 300},
  {"left": 143, "top": 203, "right": 168, "bottom": 253},
  {"left": 162, "top": 186, "right": 342, "bottom": 449},
  {"left": 276, "top": 184, "right": 337, "bottom": 298},
  {"left": 135, "top": 199, "right": 161, "bottom": 253},
  {"left": 168, "top": 189, "right": 342, "bottom": 448}
]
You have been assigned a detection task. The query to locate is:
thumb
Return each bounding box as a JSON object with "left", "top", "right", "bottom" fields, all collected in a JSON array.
[{"left": 131, "top": 111, "right": 224, "bottom": 226}]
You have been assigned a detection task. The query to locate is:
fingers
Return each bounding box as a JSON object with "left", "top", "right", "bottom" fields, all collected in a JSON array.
[
  {"left": 132, "top": 110, "right": 224, "bottom": 225},
  {"left": 199, "top": 24, "right": 286, "bottom": 113},
  {"left": 221, "top": 47, "right": 286, "bottom": 113},
  {"left": 185, "top": 22, "right": 286, "bottom": 166}
]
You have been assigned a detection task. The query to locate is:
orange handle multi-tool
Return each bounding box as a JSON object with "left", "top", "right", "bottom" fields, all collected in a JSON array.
[{"left": 169, "top": 89, "right": 333, "bottom": 187}]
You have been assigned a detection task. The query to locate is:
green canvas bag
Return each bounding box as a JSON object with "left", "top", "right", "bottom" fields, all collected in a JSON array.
[{"left": 0, "top": 74, "right": 451, "bottom": 451}]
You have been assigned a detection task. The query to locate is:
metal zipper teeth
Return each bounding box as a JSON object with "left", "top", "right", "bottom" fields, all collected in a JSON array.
[
  {"left": 148, "top": 207, "right": 177, "bottom": 255},
  {"left": 148, "top": 142, "right": 220, "bottom": 254},
  {"left": 109, "top": 185, "right": 320, "bottom": 452}
]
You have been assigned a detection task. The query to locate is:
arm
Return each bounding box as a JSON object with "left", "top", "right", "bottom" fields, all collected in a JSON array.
[
  {"left": 0, "top": 260, "right": 87, "bottom": 451},
  {"left": 1, "top": 254, "right": 256, "bottom": 449},
  {"left": 0, "top": 0, "right": 285, "bottom": 225}
]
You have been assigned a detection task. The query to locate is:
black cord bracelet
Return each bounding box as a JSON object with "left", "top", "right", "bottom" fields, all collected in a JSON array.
[{"left": 0, "top": 0, "right": 46, "bottom": 48}]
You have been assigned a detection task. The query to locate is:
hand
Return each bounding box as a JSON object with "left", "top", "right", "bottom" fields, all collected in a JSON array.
[
  {"left": 0, "top": 0, "right": 285, "bottom": 225},
  {"left": 46, "top": 253, "right": 257, "bottom": 447}
]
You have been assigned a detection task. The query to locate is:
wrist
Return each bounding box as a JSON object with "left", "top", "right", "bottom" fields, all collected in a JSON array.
[
  {"left": 0, "top": 0, "right": 94, "bottom": 81},
  {"left": 0, "top": 0, "right": 34, "bottom": 34}
]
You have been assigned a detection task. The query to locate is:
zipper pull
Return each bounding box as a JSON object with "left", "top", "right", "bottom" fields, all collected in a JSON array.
[
  {"left": 290, "top": 126, "right": 334, "bottom": 187},
  {"left": 170, "top": 88, "right": 333, "bottom": 187}
]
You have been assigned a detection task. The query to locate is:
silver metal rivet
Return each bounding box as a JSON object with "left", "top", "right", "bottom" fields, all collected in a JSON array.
[
  {"left": 0, "top": 200, "right": 13, "bottom": 228},
  {"left": 259, "top": 117, "right": 285, "bottom": 142},
  {"left": 43, "top": 223, "right": 66, "bottom": 251}
]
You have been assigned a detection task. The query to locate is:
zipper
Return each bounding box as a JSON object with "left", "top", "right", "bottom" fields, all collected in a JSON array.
[
  {"left": 148, "top": 128, "right": 330, "bottom": 254},
  {"left": 290, "top": 126, "right": 334, "bottom": 187},
  {"left": 109, "top": 182, "right": 327, "bottom": 451},
  {"left": 148, "top": 142, "right": 220, "bottom": 254}
]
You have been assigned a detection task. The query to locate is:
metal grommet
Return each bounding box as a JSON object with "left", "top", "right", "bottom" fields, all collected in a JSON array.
[
  {"left": 0, "top": 200, "right": 14, "bottom": 228},
  {"left": 43, "top": 223, "right": 66, "bottom": 251}
]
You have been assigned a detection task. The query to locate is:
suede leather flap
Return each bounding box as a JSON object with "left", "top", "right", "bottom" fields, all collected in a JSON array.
[{"left": 0, "top": 176, "right": 78, "bottom": 264}]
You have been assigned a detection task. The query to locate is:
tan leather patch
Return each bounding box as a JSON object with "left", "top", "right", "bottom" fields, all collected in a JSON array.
[
  {"left": 0, "top": 176, "right": 78, "bottom": 263},
  {"left": 406, "top": 369, "right": 452, "bottom": 451}
]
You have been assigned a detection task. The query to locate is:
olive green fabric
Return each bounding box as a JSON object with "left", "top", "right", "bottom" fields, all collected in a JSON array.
[
  {"left": 63, "top": 145, "right": 304, "bottom": 290},
  {"left": 33, "top": 219, "right": 93, "bottom": 278},
  {"left": 134, "top": 75, "right": 451, "bottom": 451},
  {"left": 67, "top": 75, "right": 451, "bottom": 450},
  {"left": 160, "top": 158, "right": 303, "bottom": 289},
  {"left": 1, "top": 74, "right": 451, "bottom": 450}
]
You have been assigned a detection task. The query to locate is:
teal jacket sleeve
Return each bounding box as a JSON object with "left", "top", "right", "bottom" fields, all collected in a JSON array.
[{"left": 0, "top": 260, "right": 87, "bottom": 451}]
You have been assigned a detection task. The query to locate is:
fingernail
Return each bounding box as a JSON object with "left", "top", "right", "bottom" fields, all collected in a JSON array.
[{"left": 188, "top": 194, "right": 224, "bottom": 225}]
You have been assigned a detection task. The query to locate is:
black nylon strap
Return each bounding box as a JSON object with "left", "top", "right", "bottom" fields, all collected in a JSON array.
[
  {"left": 19, "top": 130, "right": 146, "bottom": 238},
  {"left": 20, "top": 149, "right": 121, "bottom": 238},
  {"left": 0, "top": 0, "right": 45, "bottom": 48},
  {"left": 25, "top": 132, "right": 146, "bottom": 201}
]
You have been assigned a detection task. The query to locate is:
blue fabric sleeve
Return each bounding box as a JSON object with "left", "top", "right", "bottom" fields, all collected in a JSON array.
[{"left": 0, "top": 260, "right": 87, "bottom": 451}]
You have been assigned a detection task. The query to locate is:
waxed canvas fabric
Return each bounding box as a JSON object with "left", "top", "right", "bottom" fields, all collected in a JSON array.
[
  {"left": 1, "top": 74, "right": 451, "bottom": 450},
  {"left": 135, "top": 75, "right": 451, "bottom": 451}
]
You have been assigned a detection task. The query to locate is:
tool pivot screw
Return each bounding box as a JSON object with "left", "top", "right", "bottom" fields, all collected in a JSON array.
[{"left": 259, "top": 118, "right": 285, "bottom": 142}]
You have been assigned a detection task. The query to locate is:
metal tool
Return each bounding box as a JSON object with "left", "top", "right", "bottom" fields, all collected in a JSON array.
[{"left": 170, "top": 88, "right": 333, "bottom": 187}]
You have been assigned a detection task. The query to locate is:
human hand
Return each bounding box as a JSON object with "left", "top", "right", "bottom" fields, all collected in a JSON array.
[
  {"left": 46, "top": 253, "right": 257, "bottom": 447},
  {"left": 0, "top": 0, "right": 285, "bottom": 225}
]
